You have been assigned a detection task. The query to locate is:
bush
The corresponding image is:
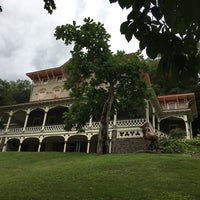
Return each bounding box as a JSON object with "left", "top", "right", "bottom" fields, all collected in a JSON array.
[
  {"left": 169, "top": 128, "right": 186, "bottom": 139},
  {"left": 159, "top": 138, "right": 200, "bottom": 153}
]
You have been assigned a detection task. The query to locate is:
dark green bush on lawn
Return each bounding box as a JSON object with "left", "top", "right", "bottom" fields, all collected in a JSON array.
[
  {"left": 159, "top": 138, "right": 200, "bottom": 153},
  {"left": 169, "top": 128, "right": 186, "bottom": 139}
]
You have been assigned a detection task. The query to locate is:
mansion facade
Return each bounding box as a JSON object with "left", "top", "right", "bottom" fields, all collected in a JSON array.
[{"left": 0, "top": 62, "right": 198, "bottom": 153}]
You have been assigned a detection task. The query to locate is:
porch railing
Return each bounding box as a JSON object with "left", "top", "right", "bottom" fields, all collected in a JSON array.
[{"left": 0, "top": 118, "right": 146, "bottom": 135}]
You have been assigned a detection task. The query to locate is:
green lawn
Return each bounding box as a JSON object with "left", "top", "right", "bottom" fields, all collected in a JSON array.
[{"left": 0, "top": 152, "right": 200, "bottom": 200}]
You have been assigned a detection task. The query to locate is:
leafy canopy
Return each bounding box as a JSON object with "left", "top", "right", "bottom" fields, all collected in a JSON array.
[
  {"left": 110, "top": 0, "right": 200, "bottom": 81},
  {"left": 54, "top": 18, "right": 150, "bottom": 131},
  {"left": 0, "top": 79, "right": 31, "bottom": 106}
]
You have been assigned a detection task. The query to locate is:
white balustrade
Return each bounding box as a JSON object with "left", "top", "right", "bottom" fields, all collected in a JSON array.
[
  {"left": 7, "top": 127, "right": 23, "bottom": 134},
  {"left": 91, "top": 121, "right": 101, "bottom": 129},
  {"left": 0, "top": 118, "right": 147, "bottom": 136},
  {"left": 43, "top": 125, "right": 65, "bottom": 132},
  {"left": 116, "top": 118, "right": 146, "bottom": 127},
  {"left": 25, "top": 126, "right": 42, "bottom": 133}
]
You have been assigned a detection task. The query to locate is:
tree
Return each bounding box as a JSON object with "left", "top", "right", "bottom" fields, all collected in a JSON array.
[
  {"left": 55, "top": 18, "right": 150, "bottom": 154},
  {"left": 147, "top": 59, "right": 198, "bottom": 95},
  {"left": 110, "top": 0, "right": 200, "bottom": 81},
  {"left": 0, "top": 79, "right": 31, "bottom": 106}
]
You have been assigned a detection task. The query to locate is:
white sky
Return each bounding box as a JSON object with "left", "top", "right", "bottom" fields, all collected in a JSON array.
[{"left": 0, "top": 0, "right": 140, "bottom": 81}]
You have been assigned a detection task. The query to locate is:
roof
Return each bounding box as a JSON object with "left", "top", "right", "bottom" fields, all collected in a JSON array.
[
  {"left": 26, "top": 62, "right": 68, "bottom": 80},
  {"left": 158, "top": 92, "right": 195, "bottom": 101}
]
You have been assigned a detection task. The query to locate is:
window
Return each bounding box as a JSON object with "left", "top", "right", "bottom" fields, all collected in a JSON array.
[
  {"left": 168, "top": 102, "right": 176, "bottom": 110},
  {"left": 57, "top": 75, "right": 63, "bottom": 82},
  {"left": 53, "top": 86, "right": 61, "bottom": 98},
  {"left": 42, "top": 78, "right": 48, "bottom": 84},
  {"left": 38, "top": 88, "right": 47, "bottom": 100}
]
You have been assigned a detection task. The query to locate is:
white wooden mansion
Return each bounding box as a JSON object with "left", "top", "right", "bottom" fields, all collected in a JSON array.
[{"left": 0, "top": 62, "right": 198, "bottom": 153}]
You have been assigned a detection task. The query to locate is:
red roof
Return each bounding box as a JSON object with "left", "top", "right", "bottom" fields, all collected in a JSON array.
[
  {"left": 158, "top": 93, "right": 195, "bottom": 102},
  {"left": 26, "top": 62, "right": 68, "bottom": 80}
]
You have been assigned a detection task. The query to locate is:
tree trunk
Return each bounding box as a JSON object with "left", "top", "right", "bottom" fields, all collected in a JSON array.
[{"left": 97, "top": 83, "right": 114, "bottom": 155}]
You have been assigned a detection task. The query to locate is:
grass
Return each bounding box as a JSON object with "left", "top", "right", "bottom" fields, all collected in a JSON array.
[{"left": 0, "top": 152, "right": 200, "bottom": 200}]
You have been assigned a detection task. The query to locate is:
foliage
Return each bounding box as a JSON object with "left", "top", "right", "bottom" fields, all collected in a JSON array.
[
  {"left": 159, "top": 138, "right": 200, "bottom": 153},
  {"left": 147, "top": 59, "right": 199, "bottom": 95},
  {"left": 55, "top": 18, "right": 150, "bottom": 154},
  {"left": 110, "top": 0, "right": 200, "bottom": 82},
  {"left": 0, "top": 152, "right": 200, "bottom": 200},
  {"left": 43, "top": 0, "right": 56, "bottom": 14},
  {"left": 0, "top": 79, "right": 31, "bottom": 106},
  {"left": 169, "top": 128, "right": 186, "bottom": 139}
]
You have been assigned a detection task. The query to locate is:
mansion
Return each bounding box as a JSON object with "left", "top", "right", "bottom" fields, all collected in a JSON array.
[{"left": 0, "top": 62, "right": 198, "bottom": 153}]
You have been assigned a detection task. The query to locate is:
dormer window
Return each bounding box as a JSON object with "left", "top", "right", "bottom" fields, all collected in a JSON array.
[
  {"left": 38, "top": 88, "right": 47, "bottom": 100},
  {"left": 57, "top": 75, "right": 62, "bottom": 82},
  {"left": 42, "top": 78, "right": 48, "bottom": 84},
  {"left": 168, "top": 102, "right": 176, "bottom": 110},
  {"left": 53, "top": 86, "right": 61, "bottom": 98}
]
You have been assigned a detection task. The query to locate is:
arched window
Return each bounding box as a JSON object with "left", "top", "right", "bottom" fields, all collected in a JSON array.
[
  {"left": 168, "top": 102, "right": 176, "bottom": 110},
  {"left": 38, "top": 88, "right": 47, "bottom": 100},
  {"left": 53, "top": 86, "right": 61, "bottom": 98}
]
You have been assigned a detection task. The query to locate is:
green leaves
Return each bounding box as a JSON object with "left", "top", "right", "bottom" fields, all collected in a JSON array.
[
  {"left": 111, "top": 0, "right": 200, "bottom": 82},
  {"left": 0, "top": 79, "right": 31, "bottom": 106},
  {"left": 43, "top": 0, "right": 56, "bottom": 14}
]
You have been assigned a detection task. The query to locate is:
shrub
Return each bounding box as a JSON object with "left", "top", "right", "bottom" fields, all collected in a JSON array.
[
  {"left": 169, "top": 128, "right": 186, "bottom": 139},
  {"left": 159, "top": 138, "right": 200, "bottom": 153}
]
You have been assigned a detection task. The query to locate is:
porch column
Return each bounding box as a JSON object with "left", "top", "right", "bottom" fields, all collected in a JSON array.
[
  {"left": 38, "top": 136, "right": 43, "bottom": 152},
  {"left": 18, "top": 143, "right": 22, "bottom": 152},
  {"left": 2, "top": 138, "right": 7, "bottom": 152},
  {"left": 63, "top": 136, "right": 69, "bottom": 152},
  {"left": 63, "top": 141, "right": 67, "bottom": 152},
  {"left": 113, "top": 109, "right": 117, "bottom": 126},
  {"left": 189, "top": 122, "right": 193, "bottom": 139},
  {"left": 152, "top": 106, "right": 156, "bottom": 129},
  {"left": 184, "top": 115, "right": 191, "bottom": 139},
  {"left": 42, "top": 107, "right": 49, "bottom": 131},
  {"left": 145, "top": 100, "right": 149, "bottom": 122},
  {"left": 5, "top": 111, "right": 13, "bottom": 132},
  {"left": 157, "top": 118, "right": 160, "bottom": 131},
  {"left": 86, "top": 140, "right": 90, "bottom": 153},
  {"left": 38, "top": 142, "right": 42, "bottom": 152},
  {"left": 23, "top": 109, "right": 30, "bottom": 132},
  {"left": 18, "top": 137, "right": 23, "bottom": 152},
  {"left": 109, "top": 138, "right": 112, "bottom": 153},
  {"left": 89, "top": 115, "right": 93, "bottom": 128}
]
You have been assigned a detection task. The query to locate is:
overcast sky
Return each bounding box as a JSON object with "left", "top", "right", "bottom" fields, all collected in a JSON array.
[{"left": 0, "top": 0, "right": 140, "bottom": 81}]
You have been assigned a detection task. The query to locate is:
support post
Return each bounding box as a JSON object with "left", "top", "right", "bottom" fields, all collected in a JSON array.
[
  {"left": 42, "top": 107, "right": 49, "bottom": 131},
  {"left": 152, "top": 106, "right": 155, "bottom": 129},
  {"left": 38, "top": 142, "right": 41, "bottom": 152},
  {"left": 89, "top": 115, "right": 92, "bottom": 128},
  {"left": 5, "top": 111, "right": 13, "bottom": 132},
  {"left": 18, "top": 143, "right": 22, "bottom": 152},
  {"left": 109, "top": 139, "right": 112, "bottom": 153},
  {"left": 157, "top": 118, "right": 160, "bottom": 131},
  {"left": 87, "top": 140, "right": 90, "bottom": 153},
  {"left": 113, "top": 109, "right": 117, "bottom": 126},
  {"left": 184, "top": 115, "right": 191, "bottom": 139},
  {"left": 23, "top": 109, "right": 30, "bottom": 132},
  {"left": 63, "top": 141, "right": 67, "bottom": 152},
  {"left": 145, "top": 100, "right": 149, "bottom": 123}
]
